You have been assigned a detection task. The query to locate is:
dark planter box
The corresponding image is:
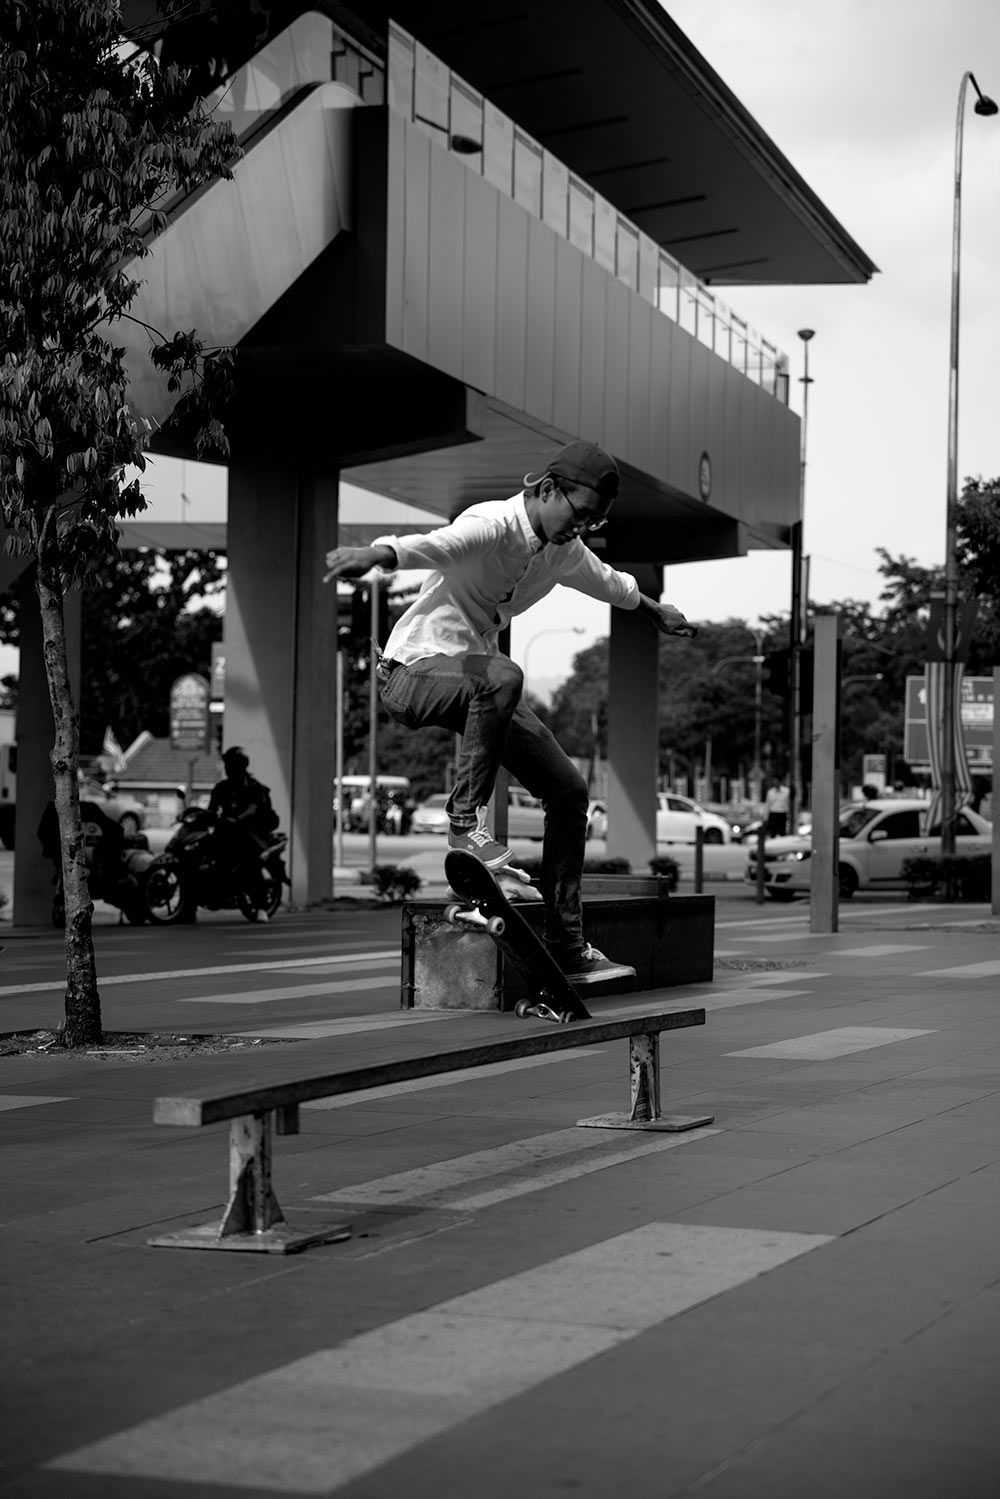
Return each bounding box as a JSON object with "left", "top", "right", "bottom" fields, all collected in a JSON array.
[{"left": 400, "top": 889, "right": 714, "bottom": 1012}]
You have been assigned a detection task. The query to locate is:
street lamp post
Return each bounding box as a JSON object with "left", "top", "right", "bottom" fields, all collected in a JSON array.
[
  {"left": 711, "top": 629, "right": 765, "bottom": 800},
  {"left": 789, "top": 329, "right": 814, "bottom": 840},
  {"left": 522, "top": 626, "right": 586, "bottom": 698},
  {"left": 941, "top": 72, "right": 997, "bottom": 859}
]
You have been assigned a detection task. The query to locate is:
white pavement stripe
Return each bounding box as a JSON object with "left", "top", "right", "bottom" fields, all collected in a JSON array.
[
  {"left": 741, "top": 932, "right": 826, "bottom": 944},
  {"left": 818, "top": 945, "right": 929, "bottom": 959},
  {"left": 49, "top": 1222, "right": 829, "bottom": 1494},
  {"left": 0, "top": 1094, "right": 69, "bottom": 1111},
  {"left": 449, "top": 1130, "right": 719, "bottom": 1210},
  {"left": 0, "top": 949, "right": 399, "bottom": 997},
  {"left": 176, "top": 976, "right": 397, "bottom": 1005},
  {"left": 914, "top": 960, "right": 1000, "bottom": 979},
  {"left": 726, "top": 1026, "right": 935, "bottom": 1060},
  {"left": 233, "top": 1012, "right": 459, "bottom": 1039},
  {"left": 314, "top": 1124, "right": 717, "bottom": 1210},
  {"left": 304, "top": 1051, "right": 599, "bottom": 1109}
]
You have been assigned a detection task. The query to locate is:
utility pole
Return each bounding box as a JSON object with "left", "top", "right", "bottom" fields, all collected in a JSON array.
[
  {"left": 789, "top": 328, "right": 814, "bottom": 837},
  {"left": 367, "top": 575, "right": 380, "bottom": 875}
]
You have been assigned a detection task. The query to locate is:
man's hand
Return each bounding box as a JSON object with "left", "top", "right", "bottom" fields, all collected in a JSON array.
[
  {"left": 651, "top": 601, "right": 698, "bottom": 637},
  {"left": 323, "top": 545, "right": 390, "bottom": 583}
]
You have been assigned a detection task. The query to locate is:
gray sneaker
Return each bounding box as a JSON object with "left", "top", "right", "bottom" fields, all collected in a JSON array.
[
  {"left": 556, "top": 944, "right": 636, "bottom": 985},
  {"left": 448, "top": 821, "right": 513, "bottom": 870}
]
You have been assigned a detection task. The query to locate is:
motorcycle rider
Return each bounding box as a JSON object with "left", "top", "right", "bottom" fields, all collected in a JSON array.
[{"left": 208, "top": 747, "right": 279, "bottom": 914}]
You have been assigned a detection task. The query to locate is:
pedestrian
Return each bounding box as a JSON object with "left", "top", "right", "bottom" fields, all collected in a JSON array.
[
  {"left": 323, "top": 440, "right": 696, "bottom": 984},
  {"left": 764, "top": 777, "right": 790, "bottom": 837}
]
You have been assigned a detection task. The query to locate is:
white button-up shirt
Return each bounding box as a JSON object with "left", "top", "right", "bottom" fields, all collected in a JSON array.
[{"left": 374, "top": 492, "right": 640, "bottom": 665}]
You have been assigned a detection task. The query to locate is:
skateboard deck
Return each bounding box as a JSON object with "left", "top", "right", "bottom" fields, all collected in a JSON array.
[{"left": 443, "top": 849, "right": 590, "bottom": 1023}]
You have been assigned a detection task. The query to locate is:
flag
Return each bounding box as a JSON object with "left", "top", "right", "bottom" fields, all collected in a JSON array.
[
  {"left": 102, "top": 726, "right": 125, "bottom": 772},
  {"left": 923, "top": 662, "right": 973, "bottom": 831}
]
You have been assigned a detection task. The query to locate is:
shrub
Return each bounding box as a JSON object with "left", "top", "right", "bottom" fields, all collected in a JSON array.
[
  {"left": 372, "top": 864, "right": 422, "bottom": 902},
  {"left": 649, "top": 855, "right": 680, "bottom": 891},
  {"left": 902, "top": 854, "right": 991, "bottom": 902}
]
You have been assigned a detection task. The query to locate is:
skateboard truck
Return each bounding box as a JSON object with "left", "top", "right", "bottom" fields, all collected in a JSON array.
[{"left": 444, "top": 903, "right": 505, "bottom": 936}]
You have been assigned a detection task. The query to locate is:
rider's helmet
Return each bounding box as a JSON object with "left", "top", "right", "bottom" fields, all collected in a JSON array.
[{"left": 222, "top": 746, "right": 249, "bottom": 774}]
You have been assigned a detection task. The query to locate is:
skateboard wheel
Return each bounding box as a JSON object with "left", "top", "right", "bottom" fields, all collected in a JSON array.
[
  {"left": 515, "top": 1000, "right": 532, "bottom": 1018},
  {"left": 486, "top": 916, "right": 505, "bottom": 936},
  {"left": 444, "top": 904, "right": 462, "bottom": 924}
]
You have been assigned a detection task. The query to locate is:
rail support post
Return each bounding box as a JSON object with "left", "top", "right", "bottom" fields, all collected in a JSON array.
[
  {"left": 578, "top": 1029, "right": 714, "bottom": 1133},
  {"left": 149, "top": 1109, "right": 351, "bottom": 1254}
]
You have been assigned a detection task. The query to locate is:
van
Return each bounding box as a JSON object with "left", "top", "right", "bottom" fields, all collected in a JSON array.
[{"left": 333, "top": 775, "right": 412, "bottom": 832}]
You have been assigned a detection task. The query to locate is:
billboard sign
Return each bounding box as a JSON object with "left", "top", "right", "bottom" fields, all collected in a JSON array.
[
  {"left": 904, "top": 675, "right": 994, "bottom": 768},
  {"left": 169, "top": 674, "right": 210, "bottom": 754}
]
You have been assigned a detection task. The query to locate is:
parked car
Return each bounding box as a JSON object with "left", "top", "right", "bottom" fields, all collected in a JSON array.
[
  {"left": 506, "top": 787, "right": 545, "bottom": 840},
  {"left": 585, "top": 794, "right": 731, "bottom": 843},
  {"left": 410, "top": 792, "right": 450, "bottom": 835},
  {"left": 78, "top": 779, "right": 147, "bottom": 835},
  {"left": 656, "top": 793, "right": 730, "bottom": 844},
  {"left": 744, "top": 798, "right": 993, "bottom": 900},
  {"left": 410, "top": 787, "right": 546, "bottom": 839}
]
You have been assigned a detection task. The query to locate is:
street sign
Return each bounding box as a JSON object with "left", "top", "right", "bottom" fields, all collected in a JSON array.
[
  {"left": 169, "top": 674, "right": 210, "bottom": 753},
  {"left": 904, "top": 675, "right": 994, "bottom": 768}
]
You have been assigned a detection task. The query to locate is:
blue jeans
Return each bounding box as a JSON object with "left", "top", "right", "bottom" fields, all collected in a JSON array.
[{"left": 379, "top": 653, "right": 589, "bottom": 954}]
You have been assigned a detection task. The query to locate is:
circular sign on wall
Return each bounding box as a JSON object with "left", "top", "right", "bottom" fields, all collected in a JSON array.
[{"left": 698, "top": 452, "right": 712, "bottom": 502}]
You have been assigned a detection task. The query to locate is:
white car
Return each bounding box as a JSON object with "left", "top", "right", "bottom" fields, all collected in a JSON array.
[
  {"left": 410, "top": 792, "right": 450, "bottom": 834},
  {"left": 78, "top": 780, "right": 146, "bottom": 835},
  {"left": 586, "top": 794, "right": 730, "bottom": 844},
  {"left": 745, "top": 797, "right": 992, "bottom": 900},
  {"left": 656, "top": 793, "right": 730, "bottom": 844},
  {"left": 410, "top": 789, "right": 545, "bottom": 840}
]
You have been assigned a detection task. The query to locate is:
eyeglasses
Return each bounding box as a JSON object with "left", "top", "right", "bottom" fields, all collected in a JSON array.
[{"left": 556, "top": 484, "right": 608, "bottom": 534}]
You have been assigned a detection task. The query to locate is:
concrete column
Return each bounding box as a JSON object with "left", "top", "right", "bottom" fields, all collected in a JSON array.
[
  {"left": 809, "top": 610, "right": 841, "bottom": 934},
  {"left": 225, "top": 461, "right": 339, "bottom": 907},
  {"left": 13, "top": 570, "right": 82, "bottom": 926},
  {"left": 606, "top": 565, "right": 662, "bottom": 873}
]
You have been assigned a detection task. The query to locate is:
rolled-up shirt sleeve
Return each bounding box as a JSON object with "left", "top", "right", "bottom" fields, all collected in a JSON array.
[
  {"left": 560, "top": 546, "right": 641, "bottom": 608},
  {"left": 372, "top": 512, "right": 498, "bottom": 572}
]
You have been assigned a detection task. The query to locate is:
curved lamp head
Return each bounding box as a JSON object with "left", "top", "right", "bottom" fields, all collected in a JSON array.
[{"left": 973, "top": 95, "right": 998, "bottom": 116}]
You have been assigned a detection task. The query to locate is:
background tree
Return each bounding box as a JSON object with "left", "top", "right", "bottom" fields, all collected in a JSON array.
[
  {"left": 2, "top": 548, "right": 226, "bottom": 753},
  {"left": 0, "top": 0, "right": 238, "bottom": 1044}
]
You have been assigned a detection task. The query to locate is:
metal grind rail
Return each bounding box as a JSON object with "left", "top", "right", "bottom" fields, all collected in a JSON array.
[{"left": 151, "top": 1009, "right": 712, "bottom": 1254}]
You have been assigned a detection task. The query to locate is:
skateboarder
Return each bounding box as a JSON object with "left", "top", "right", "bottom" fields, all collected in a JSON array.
[{"left": 323, "top": 440, "right": 694, "bottom": 984}]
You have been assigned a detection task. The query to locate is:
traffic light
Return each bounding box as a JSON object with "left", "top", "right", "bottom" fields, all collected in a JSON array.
[
  {"left": 762, "top": 647, "right": 791, "bottom": 698},
  {"left": 762, "top": 647, "right": 814, "bottom": 714},
  {"left": 337, "top": 586, "right": 391, "bottom": 649}
]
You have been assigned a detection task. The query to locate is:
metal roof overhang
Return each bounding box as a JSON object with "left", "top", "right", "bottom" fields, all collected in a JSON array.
[{"left": 337, "top": 0, "right": 877, "bottom": 286}]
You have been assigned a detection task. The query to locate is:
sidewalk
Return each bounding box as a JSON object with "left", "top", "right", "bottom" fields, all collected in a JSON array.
[{"left": 3, "top": 900, "right": 1000, "bottom": 1497}]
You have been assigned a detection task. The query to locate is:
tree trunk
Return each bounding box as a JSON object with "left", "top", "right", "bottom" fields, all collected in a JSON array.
[{"left": 36, "top": 550, "right": 102, "bottom": 1046}]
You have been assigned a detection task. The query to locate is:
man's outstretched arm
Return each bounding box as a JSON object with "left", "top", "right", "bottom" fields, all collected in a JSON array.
[
  {"left": 633, "top": 593, "right": 699, "bottom": 637},
  {"left": 323, "top": 544, "right": 397, "bottom": 583}
]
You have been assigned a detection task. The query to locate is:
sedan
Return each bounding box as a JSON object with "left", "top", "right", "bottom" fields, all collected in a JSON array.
[
  {"left": 656, "top": 793, "right": 731, "bottom": 844},
  {"left": 409, "top": 789, "right": 546, "bottom": 840},
  {"left": 78, "top": 780, "right": 147, "bottom": 835},
  {"left": 410, "top": 792, "right": 450, "bottom": 835},
  {"left": 745, "top": 798, "right": 992, "bottom": 900},
  {"left": 586, "top": 794, "right": 731, "bottom": 843}
]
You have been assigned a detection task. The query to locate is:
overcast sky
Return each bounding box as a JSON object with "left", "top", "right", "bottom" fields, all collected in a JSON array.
[{"left": 513, "top": 0, "right": 1000, "bottom": 697}]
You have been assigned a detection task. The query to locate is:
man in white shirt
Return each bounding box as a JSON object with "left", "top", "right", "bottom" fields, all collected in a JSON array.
[
  {"left": 765, "top": 779, "right": 790, "bottom": 837},
  {"left": 324, "top": 440, "right": 694, "bottom": 984}
]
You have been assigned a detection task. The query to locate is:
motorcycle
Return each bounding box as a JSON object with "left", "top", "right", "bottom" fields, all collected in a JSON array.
[
  {"left": 142, "top": 807, "right": 289, "bottom": 925},
  {"left": 39, "top": 800, "right": 158, "bottom": 927}
]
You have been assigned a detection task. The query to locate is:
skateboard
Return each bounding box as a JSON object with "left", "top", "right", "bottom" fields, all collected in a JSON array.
[{"left": 443, "top": 848, "right": 591, "bottom": 1023}]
